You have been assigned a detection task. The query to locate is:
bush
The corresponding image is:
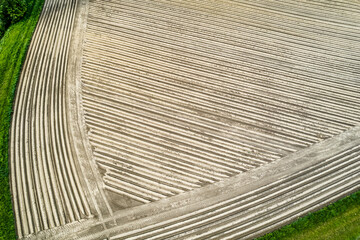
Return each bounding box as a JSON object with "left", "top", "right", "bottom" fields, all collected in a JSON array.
[
  {"left": 7, "top": 0, "right": 27, "bottom": 23},
  {"left": 0, "top": 19, "right": 5, "bottom": 38},
  {"left": 0, "top": 0, "right": 27, "bottom": 26}
]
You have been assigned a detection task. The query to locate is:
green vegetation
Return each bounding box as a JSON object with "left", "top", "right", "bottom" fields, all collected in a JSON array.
[
  {"left": 0, "top": 0, "right": 28, "bottom": 38},
  {"left": 0, "top": 0, "right": 44, "bottom": 238},
  {"left": 258, "top": 190, "right": 360, "bottom": 240},
  {"left": 0, "top": 0, "right": 359, "bottom": 239}
]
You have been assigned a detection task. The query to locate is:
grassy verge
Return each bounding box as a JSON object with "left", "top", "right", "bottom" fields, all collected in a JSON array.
[
  {"left": 0, "top": 1, "right": 359, "bottom": 239},
  {"left": 0, "top": 0, "right": 44, "bottom": 239},
  {"left": 257, "top": 190, "right": 360, "bottom": 240}
]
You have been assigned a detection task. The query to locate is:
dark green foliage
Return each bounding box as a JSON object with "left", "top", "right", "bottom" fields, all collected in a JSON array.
[
  {"left": 257, "top": 190, "right": 360, "bottom": 240},
  {"left": 0, "top": 19, "right": 5, "bottom": 38},
  {"left": 0, "top": 0, "right": 27, "bottom": 38},
  {"left": 0, "top": 0, "right": 44, "bottom": 239},
  {"left": 4, "top": 0, "right": 27, "bottom": 24}
]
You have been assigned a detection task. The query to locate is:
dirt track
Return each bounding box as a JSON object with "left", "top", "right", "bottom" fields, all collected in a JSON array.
[{"left": 10, "top": 0, "right": 360, "bottom": 239}]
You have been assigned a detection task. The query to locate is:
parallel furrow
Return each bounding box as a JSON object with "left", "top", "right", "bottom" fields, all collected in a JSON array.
[
  {"left": 10, "top": 0, "right": 91, "bottom": 238},
  {"left": 111, "top": 145, "right": 360, "bottom": 239},
  {"left": 81, "top": 0, "right": 360, "bottom": 204}
]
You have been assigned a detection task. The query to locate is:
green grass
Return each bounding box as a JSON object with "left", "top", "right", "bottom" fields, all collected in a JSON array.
[
  {"left": 257, "top": 190, "right": 360, "bottom": 240},
  {"left": 0, "top": 0, "right": 44, "bottom": 239},
  {"left": 0, "top": 1, "right": 359, "bottom": 239}
]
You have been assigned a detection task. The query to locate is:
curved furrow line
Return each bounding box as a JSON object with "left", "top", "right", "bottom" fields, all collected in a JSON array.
[
  {"left": 96, "top": 0, "right": 360, "bottom": 57},
  {"left": 96, "top": 156, "right": 197, "bottom": 192},
  {"left": 41, "top": 1, "right": 68, "bottom": 227},
  {"left": 264, "top": 0, "right": 360, "bottom": 15},
  {"left": 11, "top": 0, "right": 57, "bottom": 235},
  {"left": 53, "top": 0, "right": 84, "bottom": 222},
  {"left": 46, "top": 0, "right": 91, "bottom": 223},
  {"left": 228, "top": 1, "right": 360, "bottom": 29},
  {"left": 82, "top": 94, "right": 301, "bottom": 154},
  {"left": 82, "top": 68, "right": 344, "bottom": 142},
  {"left": 60, "top": 0, "right": 92, "bottom": 216},
  {"left": 90, "top": 3, "right": 356, "bottom": 76},
  {"left": 30, "top": 2, "right": 53, "bottom": 230},
  {"left": 85, "top": 110, "right": 271, "bottom": 165},
  {"left": 35, "top": 2, "right": 68, "bottom": 227},
  {"left": 91, "top": 138, "right": 225, "bottom": 183},
  {"left": 9, "top": 0, "right": 360, "bottom": 238},
  {"left": 81, "top": 64, "right": 344, "bottom": 139},
  {"left": 178, "top": 162, "right": 360, "bottom": 239},
  {"left": 88, "top": 7, "right": 360, "bottom": 79},
  {"left": 98, "top": 0, "right": 360, "bottom": 39},
  {"left": 85, "top": 19, "right": 360, "bottom": 97},
  {"left": 38, "top": 0, "right": 70, "bottom": 227},
  {"left": 41, "top": 0, "right": 71, "bottom": 226},
  {"left": 111, "top": 145, "right": 360, "bottom": 239},
  {"left": 82, "top": 29, "right": 360, "bottom": 118},
  {"left": 76, "top": 0, "right": 360, "bottom": 237},
  {"left": 91, "top": 138, "right": 224, "bottom": 186},
  {"left": 81, "top": 88, "right": 300, "bottom": 154},
  {"left": 204, "top": 177, "right": 360, "bottom": 239},
  {"left": 61, "top": 0, "right": 92, "bottom": 217},
  {"left": 82, "top": 39, "right": 360, "bottom": 118},
  {"left": 93, "top": 1, "right": 359, "bottom": 48},
  {"left": 10, "top": 0, "right": 93, "bottom": 238},
  {"left": 82, "top": 86, "right": 314, "bottom": 148},
  {"left": 83, "top": 25, "right": 360, "bottom": 119},
  {"left": 87, "top": 118, "right": 256, "bottom": 172},
  {"left": 48, "top": 0, "right": 75, "bottom": 224},
  {"left": 83, "top": 108, "right": 276, "bottom": 165},
  {"left": 59, "top": 0, "right": 90, "bottom": 219},
  {"left": 84, "top": 112, "right": 265, "bottom": 167},
  {"left": 194, "top": 180, "right": 360, "bottom": 240},
  {"left": 55, "top": 0, "right": 80, "bottom": 222},
  {"left": 92, "top": 140, "right": 226, "bottom": 185}
]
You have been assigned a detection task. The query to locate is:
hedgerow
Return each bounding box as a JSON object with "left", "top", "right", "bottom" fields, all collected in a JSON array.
[{"left": 0, "top": 0, "right": 27, "bottom": 38}]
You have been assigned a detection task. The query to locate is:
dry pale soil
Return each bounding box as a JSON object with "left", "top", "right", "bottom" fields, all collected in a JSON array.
[{"left": 10, "top": 0, "right": 360, "bottom": 239}]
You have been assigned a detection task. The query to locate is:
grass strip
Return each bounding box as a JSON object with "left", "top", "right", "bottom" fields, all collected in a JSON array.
[
  {"left": 257, "top": 190, "right": 360, "bottom": 240},
  {"left": 0, "top": 0, "right": 44, "bottom": 239},
  {"left": 1, "top": 1, "right": 359, "bottom": 239}
]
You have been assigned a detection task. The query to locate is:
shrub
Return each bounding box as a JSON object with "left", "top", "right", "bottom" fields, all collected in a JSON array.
[
  {"left": 0, "top": 19, "right": 5, "bottom": 38},
  {"left": 0, "top": 0, "right": 27, "bottom": 26}
]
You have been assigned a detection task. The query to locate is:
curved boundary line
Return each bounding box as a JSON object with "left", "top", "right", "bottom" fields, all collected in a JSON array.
[
  {"left": 26, "top": 125, "right": 360, "bottom": 240},
  {"left": 66, "top": 0, "right": 113, "bottom": 219}
]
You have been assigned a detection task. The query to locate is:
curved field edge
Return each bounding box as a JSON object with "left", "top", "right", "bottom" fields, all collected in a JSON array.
[
  {"left": 257, "top": 190, "right": 360, "bottom": 240},
  {"left": 0, "top": 0, "right": 44, "bottom": 239}
]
